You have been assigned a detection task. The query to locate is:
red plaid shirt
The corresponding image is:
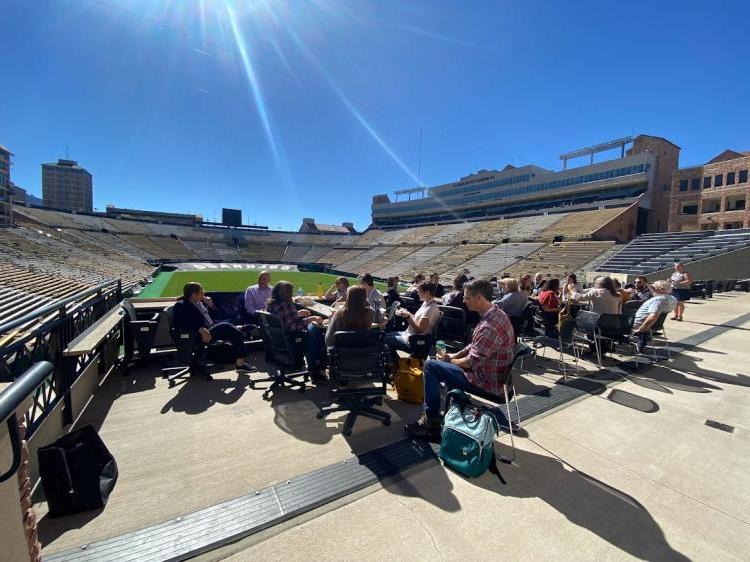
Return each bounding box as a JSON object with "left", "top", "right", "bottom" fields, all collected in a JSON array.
[
  {"left": 268, "top": 302, "right": 307, "bottom": 332},
  {"left": 462, "top": 305, "right": 515, "bottom": 392}
]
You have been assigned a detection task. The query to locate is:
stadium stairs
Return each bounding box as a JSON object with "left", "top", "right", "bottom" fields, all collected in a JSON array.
[{"left": 596, "top": 229, "right": 750, "bottom": 281}]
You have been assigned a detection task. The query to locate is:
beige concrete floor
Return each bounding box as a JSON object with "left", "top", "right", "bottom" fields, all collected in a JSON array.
[
  {"left": 37, "top": 293, "right": 750, "bottom": 560},
  {"left": 223, "top": 293, "right": 750, "bottom": 561}
]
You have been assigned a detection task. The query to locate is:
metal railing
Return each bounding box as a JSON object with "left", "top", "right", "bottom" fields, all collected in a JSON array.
[
  {"left": 0, "top": 361, "right": 54, "bottom": 483},
  {"left": 0, "top": 280, "right": 123, "bottom": 439}
]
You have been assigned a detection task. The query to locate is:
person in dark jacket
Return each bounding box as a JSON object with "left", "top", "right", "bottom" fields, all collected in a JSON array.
[
  {"left": 443, "top": 273, "right": 480, "bottom": 326},
  {"left": 173, "top": 282, "right": 255, "bottom": 373}
]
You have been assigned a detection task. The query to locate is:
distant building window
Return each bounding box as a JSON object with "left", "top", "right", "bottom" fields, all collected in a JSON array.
[
  {"left": 681, "top": 203, "right": 698, "bottom": 215},
  {"left": 678, "top": 179, "right": 688, "bottom": 192},
  {"left": 713, "top": 174, "right": 723, "bottom": 187},
  {"left": 690, "top": 178, "right": 700, "bottom": 191},
  {"left": 727, "top": 172, "right": 736, "bottom": 185},
  {"left": 740, "top": 170, "right": 748, "bottom": 183},
  {"left": 703, "top": 176, "right": 712, "bottom": 189}
]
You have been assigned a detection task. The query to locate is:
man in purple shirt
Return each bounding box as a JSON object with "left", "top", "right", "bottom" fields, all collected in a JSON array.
[{"left": 244, "top": 271, "right": 272, "bottom": 321}]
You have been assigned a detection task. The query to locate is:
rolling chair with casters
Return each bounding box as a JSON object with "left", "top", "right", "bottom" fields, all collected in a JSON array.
[
  {"left": 317, "top": 331, "right": 391, "bottom": 436},
  {"left": 160, "top": 305, "right": 212, "bottom": 388},
  {"left": 122, "top": 299, "right": 159, "bottom": 366},
  {"left": 252, "top": 311, "right": 309, "bottom": 401}
]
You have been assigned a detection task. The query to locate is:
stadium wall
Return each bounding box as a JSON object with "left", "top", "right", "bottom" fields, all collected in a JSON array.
[{"left": 591, "top": 204, "right": 638, "bottom": 242}]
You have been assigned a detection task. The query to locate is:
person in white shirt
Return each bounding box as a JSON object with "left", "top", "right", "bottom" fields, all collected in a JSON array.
[
  {"left": 384, "top": 281, "right": 441, "bottom": 355},
  {"left": 358, "top": 273, "right": 386, "bottom": 324},
  {"left": 632, "top": 280, "right": 678, "bottom": 351}
]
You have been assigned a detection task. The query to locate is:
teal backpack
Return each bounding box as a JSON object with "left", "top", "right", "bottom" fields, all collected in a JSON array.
[{"left": 439, "top": 389, "right": 505, "bottom": 483}]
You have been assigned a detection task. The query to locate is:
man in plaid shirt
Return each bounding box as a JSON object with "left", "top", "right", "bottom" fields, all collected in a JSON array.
[{"left": 406, "top": 279, "right": 515, "bottom": 440}]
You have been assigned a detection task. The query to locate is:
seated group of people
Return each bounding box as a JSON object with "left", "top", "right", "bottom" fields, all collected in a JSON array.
[{"left": 172, "top": 263, "right": 689, "bottom": 442}]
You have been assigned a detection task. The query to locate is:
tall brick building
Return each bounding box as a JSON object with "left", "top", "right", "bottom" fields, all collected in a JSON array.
[
  {"left": 668, "top": 150, "right": 749, "bottom": 231},
  {"left": 42, "top": 159, "right": 93, "bottom": 212}
]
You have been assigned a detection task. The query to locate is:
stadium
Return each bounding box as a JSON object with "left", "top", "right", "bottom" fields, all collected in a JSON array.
[{"left": 2, "top": 132, "right": 750, "bottom": 560}]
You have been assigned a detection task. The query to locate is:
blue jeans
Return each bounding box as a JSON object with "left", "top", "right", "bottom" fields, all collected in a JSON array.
[
  {"left": 384, "top": 331, "right": 411, "bottom": 360},
  {"left": 423, "top": 359, "right": 473, "bottom": 416},
  {"left": 305, "top": 323, "right": 327, "bottom": 372}
]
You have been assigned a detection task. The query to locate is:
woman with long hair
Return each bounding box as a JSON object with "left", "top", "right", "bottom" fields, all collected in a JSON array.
[
  {"left": 569, "top": 276, "right": 622, "bottom": 314},
  {"left": 266, "top": 281, "right": 327, "bottom": 383},
  {"left": 385, "top": 276, "right": 401, "bottom": 307},
  {"left": 325, "top": 286, "right": 374, "bottom": 346}
]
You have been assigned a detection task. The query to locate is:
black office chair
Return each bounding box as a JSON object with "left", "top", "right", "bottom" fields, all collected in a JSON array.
[
  {"left": 622, "top": 300, "right": 642, "bottom": 317},
  {"left": 317, "top": 331, "right": 391, "bottom": 436},
  {"left": 408, "top": 311, "right": 443, "bottom": 360},
  {"left": 436, "top": 305, "right": 469, "bottom": 351},
  {"left": 160, "top": 305, "right": 212, "bottom": 387},
  {"left": 122, "top": 299, "right": 159, "bottom": 365},
  {"left": 252, "top": 311, "right": 309, "bottom": 400},
  {"left": 643, "top": 312, "right": 671, "bottom": 361}
]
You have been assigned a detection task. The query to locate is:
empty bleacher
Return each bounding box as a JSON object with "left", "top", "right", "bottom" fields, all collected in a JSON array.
[
  {"left": 401, "top": 244, "right": 492, "bottom": 282},
  {"left": 355, "top": 246, "right": 419, "bottom": 275},
  {"left": 541, "top": 207, "right": 628, "bottom": 240},
  {"left": 505, "top": 241, "right": 615, "bottom": 279},
  {"left": 445, "top": 243, "right": 543, "bottom": 279},
  {"left": 597, "top": 229, "right": 750, "bottom": 275},
  {"left": 335, "top": 246, "right": 393, "bottom": 274},
  {"left": 372, "top": 245, "right": 452, "bottom": 278}
]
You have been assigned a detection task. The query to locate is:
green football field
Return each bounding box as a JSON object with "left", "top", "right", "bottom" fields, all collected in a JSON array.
[{"left": 137, "top": 270, "right": 386, "bottom": 298}]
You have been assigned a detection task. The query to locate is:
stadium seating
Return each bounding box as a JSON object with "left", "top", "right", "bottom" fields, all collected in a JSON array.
[
  {"left": 444, "top": 243, "right": 543, "bottom": 279},
  {"left": 504, "top": 241, "right": 615, "bottom": 279},
  {"left": 540, "top": 207, "right": 627, "bottom": 240},
  {"left": 402, "top": 244, "right": 492, "bottom": 282},
  {"left": 597, "top": 229, "right": 750, "bottom": 275},
  {"left": 372, "top": 245, "right": 452, "bottom": 278},
  {"left": 335, "top": 246, "right": 393, "bottom": 274},
  {"left": 354, "top": 246, "right": 419, "bottom": 274}
]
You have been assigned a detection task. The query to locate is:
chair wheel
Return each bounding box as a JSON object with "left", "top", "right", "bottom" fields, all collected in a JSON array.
[
  {"left": 168, "top": 381, "right": 175, "bottom": 388},
  {"left": 383, "top": 418, "right": 391, "bottom": 426},
  {"left": 316, "top": 411, "right": 325, "bottom": 419},
  {"left": 248, "top": 382, "right": 255, "bottom": 389}
]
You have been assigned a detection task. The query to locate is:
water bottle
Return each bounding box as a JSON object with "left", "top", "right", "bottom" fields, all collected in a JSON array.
[
  {"left": 435, "top": 340, "right": 447, "bottom": 358},
  {"left": 316, "top": 282, "right": 324, "bottom": 299}
]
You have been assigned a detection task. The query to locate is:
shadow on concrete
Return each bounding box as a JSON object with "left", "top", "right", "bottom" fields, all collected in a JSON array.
[
  {"left": 476, "top": 445, "right": 690, "bottom": 561},
  {"left": 384, "top": 456, "right": 462, "bottom": 513},
  {"left": 160, "top": 372, "right": 251, "bottom": 415},
  {"left": 267, "top": 383, "right": 338, "bottom": 445},
  {"left": 37, "top": 508, "right": 103, "bottom": 548}
]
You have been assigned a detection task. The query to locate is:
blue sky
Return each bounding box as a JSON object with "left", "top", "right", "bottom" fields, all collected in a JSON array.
[{"left": 3, "top": 0, "right": 749, "bottom": 230}]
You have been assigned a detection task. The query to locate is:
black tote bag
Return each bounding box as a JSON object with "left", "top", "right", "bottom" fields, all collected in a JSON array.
[{"left": 38, "top": 424, "right": 118, "bottom": 518}]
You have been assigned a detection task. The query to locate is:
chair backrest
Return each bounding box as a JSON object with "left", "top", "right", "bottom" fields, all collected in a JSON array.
[
  {"left": 437, "top": 305, "right": 467, "bottom": 342},
  {"left": 386, "top": 300, "right": 400, "bottom": 321},
  {"left": 558, "top": 318, "right": 577, "bottom": 345},
  {"left": 162, "top": 305, "right": 197, "bottom": 362},
  {"left": 650, "top": 312, "right": 668, "bottom": 332},
  {"left": 122, "top": 299, "right": 137, "bottom": 321},
  {"left": 257, "top": 310, "right": 301, "bottom": 368},
  {"left": 575, "top": 310, "right": 601, "bottom": 335},
  {"left": 622, "top": 300, "right": 642, "bottom": 316},
  {"left": 330, "top": 331, "right": 387, "bottom": 381},
  {"left": 598, "top": 313, "right": 634, "bottom": 337}
]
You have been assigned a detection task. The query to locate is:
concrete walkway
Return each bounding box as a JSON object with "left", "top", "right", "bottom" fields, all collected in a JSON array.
[
  {"left": 223, "top": 293, "right": 750, "bottom": 561},
  {"left": 36, "top": 293, "right": 750, "bottom": 560}
]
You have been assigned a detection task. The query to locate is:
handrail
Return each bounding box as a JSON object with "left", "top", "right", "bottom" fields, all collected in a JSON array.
[
  {"left": 0, "top": 280, "right": 120, "bottom": 339},
  {"left": 0, "top": 361, "right": 54, "bottom": 482}
]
